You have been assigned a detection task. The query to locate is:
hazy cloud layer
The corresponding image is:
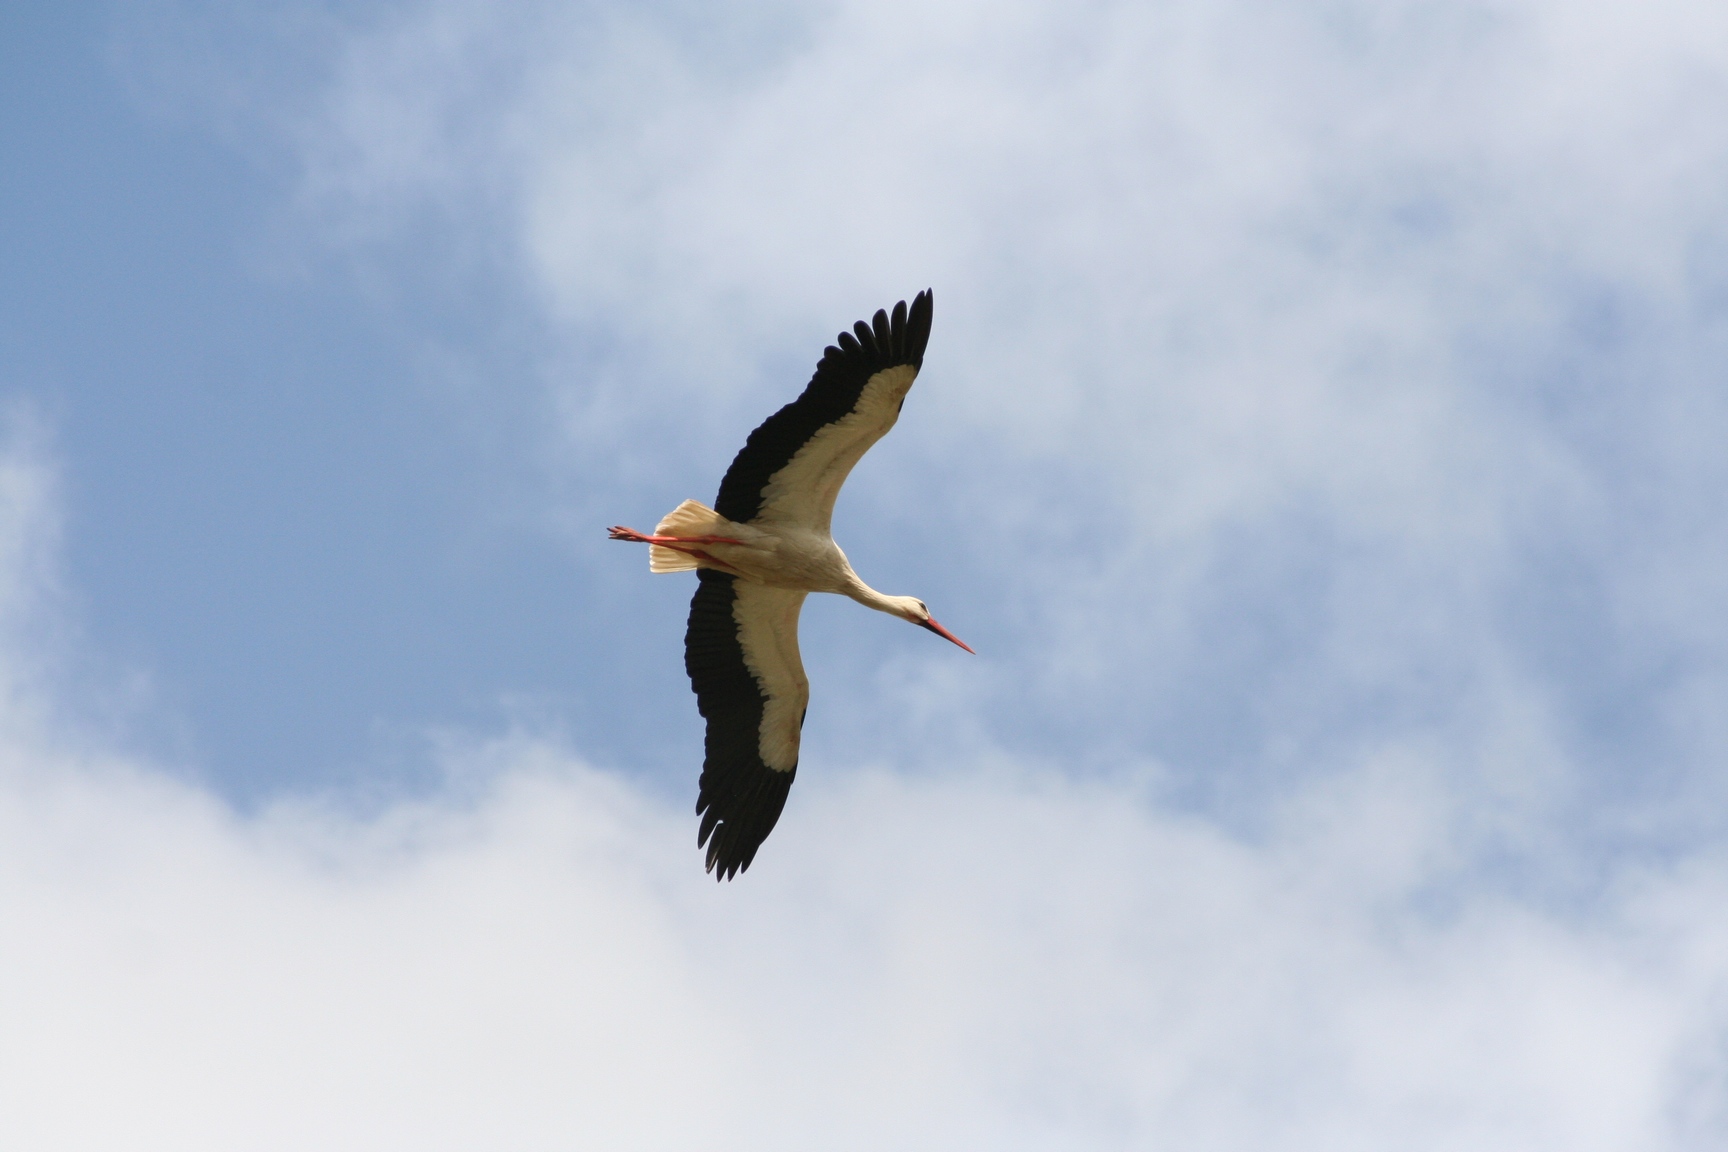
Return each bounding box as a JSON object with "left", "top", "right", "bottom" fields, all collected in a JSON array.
[{"left": 15, "top": 0, "right": 1728, "bottom": 1145}]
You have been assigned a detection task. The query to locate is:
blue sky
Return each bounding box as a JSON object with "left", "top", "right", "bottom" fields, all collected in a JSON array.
[
  {"left": 4, "top": 4, "right": 639, "bottom": 796},
  {"left": 4, "top": 1, "right": 1728, "bottom": 1147}
]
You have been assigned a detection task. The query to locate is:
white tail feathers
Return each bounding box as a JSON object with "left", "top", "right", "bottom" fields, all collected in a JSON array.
[
  {"left": 648, "top": 499, "right": 721, "bottom": 573},
  {"left": 649, "top": 546, "right": 700, "bottom": 573}
]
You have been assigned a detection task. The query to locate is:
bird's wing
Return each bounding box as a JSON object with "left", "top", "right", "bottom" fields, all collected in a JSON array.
[
  {"left": 684, "top": 570, "right": 810, "bottom": 879},
  {"left": 714, "top": 290, "right": 933, "bottom": 531}
]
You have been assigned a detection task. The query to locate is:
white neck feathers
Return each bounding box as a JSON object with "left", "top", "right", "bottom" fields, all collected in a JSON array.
[{"left": 844, "top": 578, "right": 918, "bottom": 621}]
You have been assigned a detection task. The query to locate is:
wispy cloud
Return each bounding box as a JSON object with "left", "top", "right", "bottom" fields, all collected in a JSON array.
[{"left": 264, "top": 0, "right": 1728, "bottom": 828}]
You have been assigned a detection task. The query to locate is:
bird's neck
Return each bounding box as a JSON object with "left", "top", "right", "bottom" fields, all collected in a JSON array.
[{"left": 843, "top": 577, "right": 911, "bottom": 620}]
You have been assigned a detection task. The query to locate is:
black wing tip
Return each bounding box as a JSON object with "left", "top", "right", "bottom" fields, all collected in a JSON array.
[
  {"left": 696, "top": 765, "right": 796, "bottom": 881},
  {"left": 906, "top": 289, "right": 933, "bottom": 366},
  {"left": 828, "top": 289, "right": 934, "bottom": 370}
]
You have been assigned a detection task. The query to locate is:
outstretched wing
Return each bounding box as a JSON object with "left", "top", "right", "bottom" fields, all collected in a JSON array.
[
  {"left": 714, "top": 290, "right": 933, "bottom": 531},
  {"left": 684, "top": 570, "right": 810, "bottom": 879}
]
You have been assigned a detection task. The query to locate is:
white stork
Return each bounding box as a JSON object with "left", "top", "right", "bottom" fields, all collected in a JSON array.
[{"left": 609, "top": 290, "right": 971, "bottom": 879}]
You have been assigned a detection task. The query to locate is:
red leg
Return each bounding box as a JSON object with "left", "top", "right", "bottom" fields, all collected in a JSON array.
[
  {"left": 608, "top": 525, "right": 746, "bottom": 546},
  {"left": 608, "top": 527, "right": 744, "bottom": 574}
]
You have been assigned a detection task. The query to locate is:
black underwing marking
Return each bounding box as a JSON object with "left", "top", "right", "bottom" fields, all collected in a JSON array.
[
  {"left": 714, "top": 291, "right": 933, "bottom": 524},
  {"left": 685, "top": 569, "right": 797, "bottom": 879}
]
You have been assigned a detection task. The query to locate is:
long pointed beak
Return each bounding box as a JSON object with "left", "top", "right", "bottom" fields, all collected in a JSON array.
[{"left": 919, "top": 615, "right": 976, "bottom": 654}]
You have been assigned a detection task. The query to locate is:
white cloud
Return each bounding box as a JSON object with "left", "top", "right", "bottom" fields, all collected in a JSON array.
[{"left": 0, "top": 421, "right": 1723, "bottom": 1148}]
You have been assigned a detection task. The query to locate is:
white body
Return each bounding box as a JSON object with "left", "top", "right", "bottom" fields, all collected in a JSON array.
[
  {"left": 647, "top": 358, "right": 925, "bottom": 616},
  {"left": 654, "top": 502, "right": 905, "bottom": 608},
  {"left": 643, "top": 361, "right": 931, "bottom": 773}
]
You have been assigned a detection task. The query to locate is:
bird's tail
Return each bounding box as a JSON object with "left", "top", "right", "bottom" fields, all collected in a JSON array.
[{"left": 648, "top": 499, "right": 723, "bottom": 572}]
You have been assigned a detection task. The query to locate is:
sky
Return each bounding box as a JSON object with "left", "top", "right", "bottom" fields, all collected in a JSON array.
[{"left": 3, "top": 0, "right": 1728, "bottom": 1147}]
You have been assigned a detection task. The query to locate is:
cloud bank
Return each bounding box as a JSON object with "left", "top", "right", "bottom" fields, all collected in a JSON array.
[
  {"left": 3, "top": 388, "right": 1727, "bottom": 1145},
  {"left": 3, "top": 451, "right": 1727, "bottom": 1147}
]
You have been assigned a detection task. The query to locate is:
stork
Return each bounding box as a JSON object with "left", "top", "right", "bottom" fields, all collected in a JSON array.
[{"left": 609, "top": 290, "right": 971, "bottom": 879}]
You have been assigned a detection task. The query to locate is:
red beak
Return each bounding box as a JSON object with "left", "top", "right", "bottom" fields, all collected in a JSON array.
[{"left": 919, "top": 615, "right": 975, "bottom": 654}]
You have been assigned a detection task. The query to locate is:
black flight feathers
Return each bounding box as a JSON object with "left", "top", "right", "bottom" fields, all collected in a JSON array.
[
  {"left": 685, "top": 570, "right": 797, "bottom": 880},
  {"left": 713, "top": 290, "right": 934, "bottom": 524}
]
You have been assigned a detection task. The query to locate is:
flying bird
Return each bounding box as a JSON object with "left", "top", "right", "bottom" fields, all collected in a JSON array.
[{"left": 609, "top": 290, "right": 972, "bottom": 879}]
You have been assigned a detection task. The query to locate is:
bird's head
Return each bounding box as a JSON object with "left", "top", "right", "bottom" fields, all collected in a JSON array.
[{"left": 894, "top": 597, "right": 975, "bottom": 654}]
